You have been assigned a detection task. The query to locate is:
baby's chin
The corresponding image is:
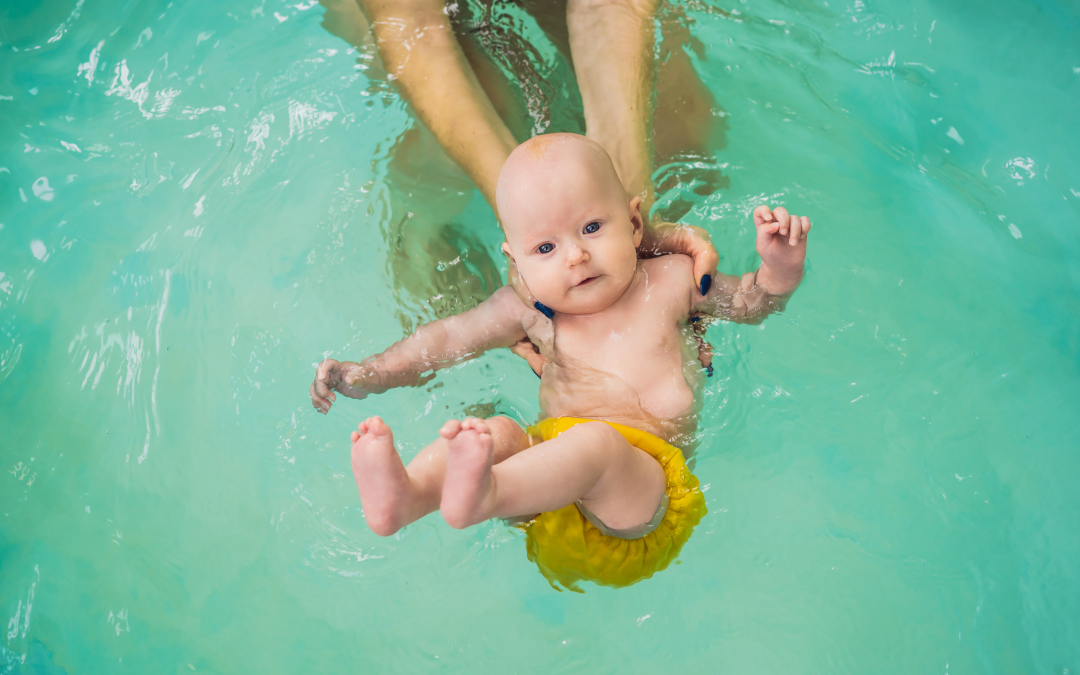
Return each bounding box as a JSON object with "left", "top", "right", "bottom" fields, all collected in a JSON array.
[{"left": 542, "top": 280, "right": 623, "bottom": 315}]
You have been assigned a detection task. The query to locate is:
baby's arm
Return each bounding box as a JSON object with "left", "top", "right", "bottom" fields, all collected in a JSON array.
[
  {"left": 693, "top": 205, "right": 810, "bottom": 323},
  {"left": 311, "top": 286, "right": 533, "bottom": 413}
]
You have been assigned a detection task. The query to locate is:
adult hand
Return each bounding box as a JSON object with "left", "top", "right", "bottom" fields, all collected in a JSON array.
[
  {"left": 509, "top": 337, "right": 549, "bottom": 377},
  {"left": 505, "top": 262, "right": 552, "bottom": 376},
  {"left": 639, "top": 222, "right": 720, "bottom": 295}
]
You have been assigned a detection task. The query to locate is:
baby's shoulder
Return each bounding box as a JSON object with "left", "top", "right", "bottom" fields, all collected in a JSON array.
[
  {"left": 486, "top": 284, "right": 532, "bottom": 312},
  {"left": 642, "top": 254, "right": 695, "bottom": 289},
  {"left": 640, "top": 254, "right": 696, "bottom": 313},
  {"left": 486, "top": 284, "right": 551, "bottom": 333}
]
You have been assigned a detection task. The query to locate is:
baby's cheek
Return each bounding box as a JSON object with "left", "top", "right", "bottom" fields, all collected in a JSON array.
[
  {"left": 531, "top": 278, "right": 564, "bottom": 306},
  {"left": 611, "top": 245, "right": 639, "bottom": 281},
  {"left": 519, "top": 264, "right": 558, "bottom": 300}
]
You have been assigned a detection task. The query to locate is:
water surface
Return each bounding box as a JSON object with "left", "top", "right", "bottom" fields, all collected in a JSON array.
[{"left": 1, "top": 0, "right": 1079, "bottom": 672}]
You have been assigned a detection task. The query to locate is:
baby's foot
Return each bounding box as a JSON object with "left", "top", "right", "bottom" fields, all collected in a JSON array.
[
  {"left": 351, "top": 417, "right": 417, "bottom": 536},
  {"left": 440, "top": 417, "right": 497, "bottom": 530}
]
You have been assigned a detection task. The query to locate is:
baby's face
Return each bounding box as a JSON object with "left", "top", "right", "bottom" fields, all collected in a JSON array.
[{"left": 499, "top": 143, "right": 642, "bottom": 316}]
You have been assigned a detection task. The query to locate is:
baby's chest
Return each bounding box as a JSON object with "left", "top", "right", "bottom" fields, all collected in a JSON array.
[{"left": 556, "top": 317, "right": 683, "bottom": 375}]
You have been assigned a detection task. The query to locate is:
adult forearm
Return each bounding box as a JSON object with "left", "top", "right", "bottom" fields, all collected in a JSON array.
[
  {"left": 360, "top": 0, "right": 516, "bottom": 208},
  {"left": 567, "top": 0, "right": 659, "bottom": 212}
]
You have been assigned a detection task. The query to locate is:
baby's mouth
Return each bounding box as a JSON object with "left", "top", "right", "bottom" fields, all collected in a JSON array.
[{"left": 574, "top": 276, "right": 599, "bottom": 287}]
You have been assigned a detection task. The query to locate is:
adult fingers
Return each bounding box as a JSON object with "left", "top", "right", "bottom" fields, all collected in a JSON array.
[
  {"left": 695, "top": 334, "right": 714, "bottom": 370},
  {"left": 676, "top": 225, "right": 718, "bottom": 293},
  {"left": 643, "top": 222, "right": 718, "bottom": 292},
  {"left": 509, "top": 338, "right": 546, "bottom": 378},
  {"left": 524, "top": 350, "right": 548, "bottom": 378},
  {"left": 693, "top": 245, "right": 720, "bottom": 296}
]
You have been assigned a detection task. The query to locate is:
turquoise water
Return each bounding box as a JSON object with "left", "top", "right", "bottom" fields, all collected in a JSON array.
[{"left": 2, "top": 0, "right": 1079, "bottom": 671}]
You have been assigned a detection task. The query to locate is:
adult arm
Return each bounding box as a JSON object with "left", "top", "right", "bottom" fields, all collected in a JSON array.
[
  {"left": 566, "top": 0, "right": 719, "bottom": 290},
  {"left": 567, "top": 0, "right": 657, "bottom": 208},
  {"left": 358, "top": 0, "right": 516, "bottom": 208}
]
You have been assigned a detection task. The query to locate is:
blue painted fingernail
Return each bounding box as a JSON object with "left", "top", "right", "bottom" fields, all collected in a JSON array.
[
  {"left": 706, "top": 364, "right": 714, "bottom": 377},
  {"left": 534, "top": 301, "right": 554, "bottom": 319},
  {"left": 700, "top": 274, "right": 712, "bottom": 296}
]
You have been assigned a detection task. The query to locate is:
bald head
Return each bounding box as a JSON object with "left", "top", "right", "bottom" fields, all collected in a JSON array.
[
  {"left": 494, "top": 134, "right": 645, "bottom": 315},
  {"left": 496, "top": 134, "right": 627, "bottom": 242}
]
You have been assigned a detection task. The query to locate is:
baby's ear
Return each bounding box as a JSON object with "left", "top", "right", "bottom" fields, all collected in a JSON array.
[
  {"left": 628, "top": 196, "right": 644, "bottom": 247},
  {"left": 500, "top": 241, "right": 516, "bottom": 263}
]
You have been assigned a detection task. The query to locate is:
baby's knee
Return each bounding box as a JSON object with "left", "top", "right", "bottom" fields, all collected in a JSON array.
[
  {"left": 485, "top": 415, "right": 517, "bottom": 435},
  {"left": 567, "top": 421, "right": 627, "bottom": 455},
  {"left": 485, "top": 416, "right": 527, "bottom": 445}
]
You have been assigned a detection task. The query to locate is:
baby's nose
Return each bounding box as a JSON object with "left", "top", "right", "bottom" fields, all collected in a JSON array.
[{"left": 565, "top": 244, "right": 589, "bottom": 266}]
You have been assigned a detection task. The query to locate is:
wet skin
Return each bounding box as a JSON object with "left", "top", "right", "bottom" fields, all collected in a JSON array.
[{"left": 310, "top": 134, "right": 811, "bottom": 536}]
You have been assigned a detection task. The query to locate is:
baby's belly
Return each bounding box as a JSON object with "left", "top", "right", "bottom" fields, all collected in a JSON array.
[{"left": 537, "top": 361, "right": 699, "bottom": 443}]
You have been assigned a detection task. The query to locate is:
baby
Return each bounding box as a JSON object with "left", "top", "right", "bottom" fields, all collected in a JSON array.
[{"left": 310, "top": 133, "right": 810, "bottom": 588}]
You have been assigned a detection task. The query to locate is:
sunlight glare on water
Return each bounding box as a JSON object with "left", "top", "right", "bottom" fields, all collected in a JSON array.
[{"left": 1, "top": 0, "right": 1078, "bottom": 672}]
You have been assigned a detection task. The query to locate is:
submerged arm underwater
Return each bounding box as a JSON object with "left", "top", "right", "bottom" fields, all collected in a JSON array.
[
  {"left": 694, "top": 204, "right": 811, "bottom": 324},
  {"left": 310, "top": 286, "right": 532, "bottom": 413}
]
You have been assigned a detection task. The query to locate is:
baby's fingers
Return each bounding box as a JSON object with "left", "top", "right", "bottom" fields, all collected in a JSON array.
[
  {"left": 773, "top": 207, "right": 791, "bottom": 236},
  {"left": 787, "top": 214, "right": 804, "bottom": 246},
  {"left": 313, "top": 377, "right": 336, "bottom": 401},
  {"left": 753, "top": 205, "right": 774, "bottom": 227},
  {"left": 801, "top": 216, "right": 812, "bottom": 240},
  {"left": 310, "top": 380, "right": 337, "bottom": 413},
  {"left": 758, "top": 219, "right": 782, "bottom": 236},
  {"left": 310, "top": 383, "right": 330, "bottom": 413},
  {"left": 316, "top": 358, "right": 340, "bottom": 383}
]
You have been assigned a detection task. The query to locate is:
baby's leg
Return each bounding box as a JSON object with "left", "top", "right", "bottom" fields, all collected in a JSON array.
[
  {"left": 441, "top": 419, "right": 667, "bottom": 532},
  {"left": 350, "top": 416, "right": 529, "bottom": 536}
]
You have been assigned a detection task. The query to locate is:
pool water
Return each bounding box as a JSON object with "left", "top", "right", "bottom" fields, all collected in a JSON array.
[{"left": 2, "top": 0, "right": 1079, "bottom": 671}]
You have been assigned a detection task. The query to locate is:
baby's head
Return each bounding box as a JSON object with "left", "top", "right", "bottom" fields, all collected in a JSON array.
[{"left": 497, "top": 133, "right": 643, "bottom": 316}]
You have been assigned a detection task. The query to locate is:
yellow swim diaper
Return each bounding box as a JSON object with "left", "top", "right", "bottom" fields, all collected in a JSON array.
[{"left": 522, "top": 417, "right": 707, "bottom": 591}]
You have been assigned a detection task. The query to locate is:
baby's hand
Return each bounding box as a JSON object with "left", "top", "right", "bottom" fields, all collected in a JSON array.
[
  {"left": 310, "top": 358, "right": 372, "bottom": 414},
  {"left": 754, "top": 205, "right": 810, "bottom": 282}
]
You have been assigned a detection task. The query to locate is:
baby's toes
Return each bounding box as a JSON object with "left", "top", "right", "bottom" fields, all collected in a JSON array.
[
  {"left": 357, "top": 418, "right": 376, "bottom": 435},
  {"left": 439, "top": 419, "right": 463, "bottom": 440},
  {"left": 365, "top": 416, "right": 392, "bottom": 439},
  {"left": 461, "top": 417, "right": 490, "bottom": 435}
]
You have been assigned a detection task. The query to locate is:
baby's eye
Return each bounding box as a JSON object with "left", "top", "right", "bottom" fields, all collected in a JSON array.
[
  {"left": 537, "top": 243, "right": 554, "bottom": 254},
  {"left": 583, "top": 222, "right": 601, "bottom": 234}
]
